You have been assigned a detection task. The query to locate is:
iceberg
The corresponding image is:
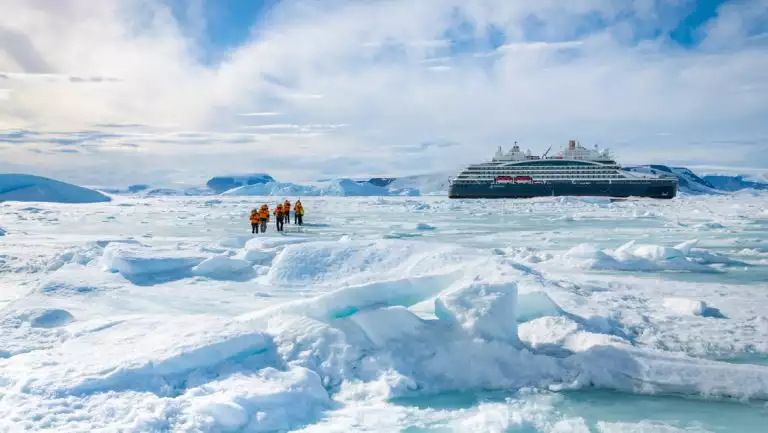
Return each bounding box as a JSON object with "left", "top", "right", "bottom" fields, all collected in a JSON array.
[
  {"left": 221, "top": 178, "right": 422, "bottom": 197},
  {"left": 623, "top": 165, "right": 722, "bottom": 194},
  {"left": 703, "top": 173, "right": 768, "bottom": 192},
  {"left": 207, "top": 173, "right": 276, "bottom": 193},
  {"left": 221, "top": 181, "right": 324, "bottom": 196},
  {"left": 0, "top": 174, "right": 111, "bottom": 203}
]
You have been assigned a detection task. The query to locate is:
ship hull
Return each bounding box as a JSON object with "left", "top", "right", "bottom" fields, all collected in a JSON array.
[{"left": 448, "top": 180, "right": 677, "bottom": 199}]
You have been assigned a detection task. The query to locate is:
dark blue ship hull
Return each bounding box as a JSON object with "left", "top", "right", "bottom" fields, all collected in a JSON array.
[{"left": 449, "top": 180, "right": 677, "bottom": 199}]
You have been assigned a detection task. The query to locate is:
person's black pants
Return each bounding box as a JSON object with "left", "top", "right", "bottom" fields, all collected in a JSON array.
[
  {"left": 251, "top": 223, "right": 257, "bottom": 233},
  {"left": 297, "top": 215, "right": 303, "bottom": 225},
  {"left": 276, "top": 216, "right": 284, "bottom": 232}
]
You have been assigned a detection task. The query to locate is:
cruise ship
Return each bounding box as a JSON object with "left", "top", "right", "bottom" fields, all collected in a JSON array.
[{"left": 448, "top": 140, "right": 678, "bottom": 199}]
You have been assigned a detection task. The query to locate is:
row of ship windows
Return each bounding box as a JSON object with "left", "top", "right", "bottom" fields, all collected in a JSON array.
[
  {"left": 453, "top": 179, "right": 654, "bottom": 184},
  {"left": 458, "top": 175, "right": 626, "bottom": 179},
  {"left": 470, "top": 166, "right": 620, "bottom": 170},
  {"left": 463, "top": 172, "right": 620, "bottom": 176}
]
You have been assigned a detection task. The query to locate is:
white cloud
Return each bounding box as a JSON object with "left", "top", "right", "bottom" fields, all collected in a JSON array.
[
  {"left": 238, "top": 112, "right": 282, "bottom": 117},
  {"left": 0, "top": 0, "right": 767, "bottom": 186},
  {"left": 497, "top": 40, "right": 585, "bottom": 51},
  {"left": 0, "top": 71, "right": 120, "bottom": 82}
]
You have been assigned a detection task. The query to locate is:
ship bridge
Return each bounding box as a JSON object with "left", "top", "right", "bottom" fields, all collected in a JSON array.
[{"left": 491, "top": 140, "right": 614, "bottom": 164}]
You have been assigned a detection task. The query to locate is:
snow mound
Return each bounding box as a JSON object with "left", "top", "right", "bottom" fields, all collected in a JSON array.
[
  {"left": 559, "top": 240, "right": 730, "bottom": 273},
  {"left": 236, "top": 248, "right": 277, "bottom": 265},
  {"left": 191, "top": 256, "right": 255, "bottom": 280},
  {"left": 264, "top": 239, "right": 473, "bottom": 287},
  {"left": 350, "top": 306, "right": 426, "bottom": 347},
  {"left": 232, "top": 236, "right": 311, "bottom": 265},
  {"left": 663, "top": 297, "right": 725, "bottom": 318},
  {"left": 218, "top": 235, "right": 253, "bottom": 249},
  {"left": 12, "top": 308, "right": 75, "bottom": 328},
  {"left": 250, "top": 273, "right": 460, "bottom": 322},
  {"left": 181, "top": 367, "right": 329, "bottom": 432},
  {"left": 0, "top": 174, "right": 111, "bottom": 203},
  {"left": 519, "top": 316, "right": 628, "bottom": 354},
  {"left": 102, "top": 243, "right": 208, "bottom": 284},
  {"left": 565, "top": 345, "right": 768, "bottom": 400},
  {"left": 0, "top": 315, "right": 275, "bottom": 396},
  {"left": 497, "top": 247, "right": 554, "bottom": 264},
  {"left": 436, "top": 277, "right": 521, "bottom": 345},
  {"left": 244, "top": 237, "right": 309, "bottom": 251}
]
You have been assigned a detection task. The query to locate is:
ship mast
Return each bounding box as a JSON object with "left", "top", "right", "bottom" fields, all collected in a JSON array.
[{"left": 542, "top": 146, "right": 552, "bottom": 158}]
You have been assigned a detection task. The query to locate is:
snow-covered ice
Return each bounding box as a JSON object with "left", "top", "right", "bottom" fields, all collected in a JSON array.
[{"left": 1, "top": 192, "right": 768, "bottom": 431}]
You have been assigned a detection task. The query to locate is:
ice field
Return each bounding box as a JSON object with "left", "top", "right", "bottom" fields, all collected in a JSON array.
[{"left": 2, "top": 192, "right": 768, "bottom": 432}]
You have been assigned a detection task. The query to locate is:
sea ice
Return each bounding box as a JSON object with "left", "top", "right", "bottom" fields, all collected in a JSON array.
[{"left": 2, "top": 193, "right": 768, "bottom": 431}]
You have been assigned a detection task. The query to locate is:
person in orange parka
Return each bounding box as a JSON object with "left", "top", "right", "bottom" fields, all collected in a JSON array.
[
  {"left": 293, "top": 200, "right": 304, "bottom": 225},
  {"left": 249, "top": 208, "right": 259, "bottom": 234},
  {"left": 257, "top": 204, "right": 270, "bottom": 234},
  {"left": 273, "top": 203, "right": 285, "bottom": 232},
  {"left": 283, "top": 199, "right": 291, "bottom": 225}
]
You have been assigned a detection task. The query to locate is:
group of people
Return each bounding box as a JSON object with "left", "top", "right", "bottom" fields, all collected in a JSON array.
[{"left": 249, "top": 199, "right": 304, "bottom": 234}]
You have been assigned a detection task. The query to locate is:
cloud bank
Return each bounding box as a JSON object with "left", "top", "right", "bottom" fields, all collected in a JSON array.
[{"left": 0, "top": 0, "right": 767, "bottom": 186}]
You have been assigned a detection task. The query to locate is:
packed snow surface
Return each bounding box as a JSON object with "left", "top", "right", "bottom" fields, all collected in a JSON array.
[
  {"left": 0, "top": 174, "right": 111, "bottom": 203},
  {"left": 2, "top": 192, "right": 768, "bottom": 431}
]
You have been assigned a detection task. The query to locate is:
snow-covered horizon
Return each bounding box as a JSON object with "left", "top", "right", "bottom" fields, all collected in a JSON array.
[{"left": 4, "top": 161, "right": 768, "bottom": 204}]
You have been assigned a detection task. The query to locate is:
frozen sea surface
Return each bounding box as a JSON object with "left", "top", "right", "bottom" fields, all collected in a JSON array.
[{"left": 1, "top": 193, "right": 768, "bottom": 432}]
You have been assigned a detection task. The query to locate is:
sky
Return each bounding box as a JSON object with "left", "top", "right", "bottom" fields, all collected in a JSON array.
[{"left": 1, "top": 0, "right": 767, "bottom": 187}]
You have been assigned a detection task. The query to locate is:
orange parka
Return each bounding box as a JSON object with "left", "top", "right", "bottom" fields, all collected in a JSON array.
[{"left": 258, "top": 205, "right": 270, "bottom": 220}]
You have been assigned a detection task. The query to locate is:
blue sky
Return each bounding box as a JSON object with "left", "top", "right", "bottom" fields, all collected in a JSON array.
[
  {"left": 169, "top": 0, "right": 733, "bottom": 56},
  {"left": 0, "top": 0, "right": 766, "bottom": 187},
  {"left": 166, "top": 0, "right": 280, "bottom": 64}
]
